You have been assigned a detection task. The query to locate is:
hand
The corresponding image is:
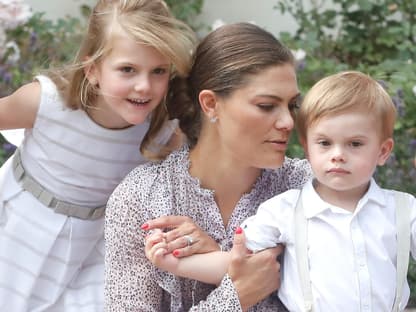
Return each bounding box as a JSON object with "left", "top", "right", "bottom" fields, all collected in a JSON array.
[
  {"left": 141, "top": 215, "right": 220, "bottom": 257},
  {"left": 228, "top": 227, "right": 283, "bottom": 311},
  {"left": 144, "top": 228, "right": 180, "bottom": 272}
]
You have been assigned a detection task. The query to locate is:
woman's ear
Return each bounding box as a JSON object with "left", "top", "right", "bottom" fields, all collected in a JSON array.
[
  {"left": 198, "top": 89, "right": 218, "bottom": 121},
  {"left": 377, "top": 138, "right": 394, "bottom": 166}
]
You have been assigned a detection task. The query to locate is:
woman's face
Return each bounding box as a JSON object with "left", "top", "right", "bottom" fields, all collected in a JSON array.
[{"left": 215, "top": 63, "right": 299, "bottom": 169}]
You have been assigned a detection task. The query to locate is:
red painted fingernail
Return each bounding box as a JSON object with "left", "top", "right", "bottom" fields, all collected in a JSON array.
[
  {"left": 141, "top": 223, "right": 149, "bottom": 230},
  {"left": 173, "top": 250, "right": 180, "bottom": 257},
  {"left": 235, "top": 227, "right": 243, "bottom": 234}
]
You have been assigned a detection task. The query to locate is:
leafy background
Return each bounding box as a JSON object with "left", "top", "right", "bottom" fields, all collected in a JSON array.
[{"left": 1, "top": 0, "right": 415, "bottom": 305}]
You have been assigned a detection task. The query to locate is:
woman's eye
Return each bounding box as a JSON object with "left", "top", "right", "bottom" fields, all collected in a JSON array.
[
  {"left": 257, "top": 104, "right": 274, "bottom": 111},
  {"left": 289, "top": 100, "right": 301, "bottom": 111}
]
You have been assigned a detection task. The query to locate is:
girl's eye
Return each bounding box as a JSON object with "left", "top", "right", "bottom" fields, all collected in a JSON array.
[
  {"left": 120, "top": 66, "right": 134, "bottom": 73},
  {"left": 153, "top": 68, "right": 168, "bottom": 75}
]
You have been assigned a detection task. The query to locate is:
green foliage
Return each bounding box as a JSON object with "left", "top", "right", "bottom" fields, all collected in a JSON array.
[
  {"left": 277, "top": 0, "right": 416, "bottom": 305},
  {"left": 165, "top": 0, "right": 204, "bottom": 30}
]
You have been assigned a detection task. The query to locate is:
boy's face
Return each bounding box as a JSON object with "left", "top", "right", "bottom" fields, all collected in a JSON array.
[{"left": 304, "top": 111, "right": 393, "bottom": 195}]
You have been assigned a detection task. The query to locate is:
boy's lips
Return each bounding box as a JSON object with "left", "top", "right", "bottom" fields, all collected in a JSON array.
[{"left": 327, "top": 168, "right": 349, "bottom": 174}]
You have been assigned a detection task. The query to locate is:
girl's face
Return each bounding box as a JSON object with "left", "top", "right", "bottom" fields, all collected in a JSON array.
[
  {"left": 87, "top": 33, "right": 171, "bottom": 129},
  {"left": 215, "top": 63, "right": 299, "bottom": 169}
]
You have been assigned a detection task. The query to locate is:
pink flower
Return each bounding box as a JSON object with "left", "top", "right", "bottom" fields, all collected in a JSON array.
[{"left": 0, "top": 0, "right": 32, "bottom": 30}]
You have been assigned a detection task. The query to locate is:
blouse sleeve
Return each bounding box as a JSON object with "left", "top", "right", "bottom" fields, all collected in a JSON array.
[
  {"left": 104, "top": 171, "right": 163, "bottom": 312},
  {"left": 188, "top": 274, "right": 242, "bottom": 312}
]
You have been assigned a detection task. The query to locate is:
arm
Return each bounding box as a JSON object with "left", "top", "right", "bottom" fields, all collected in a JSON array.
[
  {"left": 145, "top": 230, "right": 230, "bottom": 285},
  {"left": 105, "top": 180, "right": 164, "bottom": 312},
  {"left": 0, "top": 81, "right": 40, "bottom": 129},
  {"left": 142, "top": 215, "right": 221, "bottom": 257},
  {"left": 145, "top": 227, "right": 283, "bottom": 312}
]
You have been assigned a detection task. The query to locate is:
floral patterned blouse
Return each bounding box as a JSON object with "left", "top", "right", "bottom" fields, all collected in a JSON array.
[{"left": 105, "top": 146, "right": 312, "bottom": 311}]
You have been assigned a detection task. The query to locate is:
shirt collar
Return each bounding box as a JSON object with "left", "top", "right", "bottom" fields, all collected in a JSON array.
[{"left": 302, "top": 177, "right": 387, "bottom": 219}]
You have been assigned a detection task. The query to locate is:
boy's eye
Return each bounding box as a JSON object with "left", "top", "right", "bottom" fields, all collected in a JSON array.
[
  {"left": 318, "top": 140, "right": 330, "bottom": 146},
  {"left": 351, "top": 141, "right": 363, "bottom": 147}
]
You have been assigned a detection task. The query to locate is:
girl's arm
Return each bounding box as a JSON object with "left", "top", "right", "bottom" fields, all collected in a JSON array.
[{"left": 0, "top": 81, "right": 40, "bottom": 129}]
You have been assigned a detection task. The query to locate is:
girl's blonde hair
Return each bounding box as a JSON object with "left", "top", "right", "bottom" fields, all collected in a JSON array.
[
  {"left": 47, "top": 0, "right": 196, "bottom": 158},
  {"left": 296, "top": 71, "right": 397, "bottom": 143}
]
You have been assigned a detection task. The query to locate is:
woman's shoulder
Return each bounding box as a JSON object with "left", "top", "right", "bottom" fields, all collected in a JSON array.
[
  {"left": 114, "top": 147, "right": 189, "bottom": 197},
  {"left": 262, "top": 157, "right": 312, "bottom": 192}
]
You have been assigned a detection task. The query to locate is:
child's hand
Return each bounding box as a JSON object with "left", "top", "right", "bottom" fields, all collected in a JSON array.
[{"left": 144, "top": 229, "right": 180, "bottom": 273}]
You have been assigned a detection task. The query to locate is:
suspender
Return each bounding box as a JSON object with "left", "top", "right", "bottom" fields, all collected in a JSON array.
[
  {"left": 393, "top": 191, "right": 411, "bottom": 312},
  {"left": 294, "top": 191, "right": 411, "bottom": 312},
  {"left": 294, "top": 193, "right": 314, "bottom": 312}
]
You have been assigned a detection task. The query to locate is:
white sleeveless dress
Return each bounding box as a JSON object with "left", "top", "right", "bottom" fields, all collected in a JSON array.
[{"left": 0, "top": 75, "right": 176, "bottom": 311}]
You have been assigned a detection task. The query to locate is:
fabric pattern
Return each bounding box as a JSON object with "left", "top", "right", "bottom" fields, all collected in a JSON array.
[{"left": 105, "top": 146, "right": 312, "bottom": 311}]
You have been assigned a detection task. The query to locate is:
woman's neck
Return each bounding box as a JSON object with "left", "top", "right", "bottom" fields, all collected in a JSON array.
[{"left": 189, "top": 141, "right": 261, "bottom": 226}]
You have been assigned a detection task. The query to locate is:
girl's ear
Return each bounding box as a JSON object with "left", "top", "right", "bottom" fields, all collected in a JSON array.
[
  {"left": 198, "top": 90, "right": 218, "bottom": 121},
  {"left": 84, "top": 58, "right": 98, "bottom": 86},
  {"left": 377, "top": 138, "right": 394, "bottom": 166}
]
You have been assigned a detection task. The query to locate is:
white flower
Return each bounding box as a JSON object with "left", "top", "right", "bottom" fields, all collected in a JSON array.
[
  {"left": 412, "top": 85, "right": 416, "bottom": 97},
  {"left": 0, "top": 0, "right": 32, "bottom": 30},
  {"left": 0, "top": 28, "right": 6, "bottom": 57},
  {"left": 211, "top": 19, "right": 226, "bottom": 31},
  {"left": 4, "top": 40, "right": 20, "bottom": 64},
  {"left": 291, "top": 49, "right": 306, "bottom": 62}
]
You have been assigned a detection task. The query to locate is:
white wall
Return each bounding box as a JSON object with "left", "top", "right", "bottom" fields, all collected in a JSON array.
[
  {"left": 25, "top": 0, "right": 296, "bottom": 37},
  {"left": 196, "top": 0, "right": 296, "bottom": 37},
  {"left": 25, "top": 0, "right": 96, "bottom": 19}
]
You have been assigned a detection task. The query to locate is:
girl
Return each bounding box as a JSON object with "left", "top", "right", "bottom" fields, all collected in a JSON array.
[{"left": 0, "top": 0, "right": 195, "bottom": 311}]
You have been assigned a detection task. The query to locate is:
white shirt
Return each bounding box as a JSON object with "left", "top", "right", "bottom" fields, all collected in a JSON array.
[{"left": 242, "top": 178, "right": 416, "bottom": 312}]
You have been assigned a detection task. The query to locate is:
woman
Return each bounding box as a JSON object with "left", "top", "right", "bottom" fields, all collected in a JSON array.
[{"left": 105, "top": 22, "right": 312, "bottom": 311}]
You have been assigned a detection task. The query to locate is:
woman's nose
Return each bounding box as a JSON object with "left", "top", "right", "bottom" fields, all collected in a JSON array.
[{"left": 274, "top": 108, "right": 294, "bottom": 131}]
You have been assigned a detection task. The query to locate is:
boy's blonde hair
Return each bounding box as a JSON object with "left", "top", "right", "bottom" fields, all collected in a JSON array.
[
  {"left": 47, "top": 0, "right": 196, "bottom": 158},
  {"left": 296, "top": 71, "right": 397, "bottom": 143}
]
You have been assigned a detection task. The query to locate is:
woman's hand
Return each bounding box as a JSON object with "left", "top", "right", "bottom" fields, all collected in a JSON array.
[
  {"left": 141, "top": 215, "right": 220, "bottom": 257},
  {"left": 228, "top": 228, "right": 283, "bottom": 311}
]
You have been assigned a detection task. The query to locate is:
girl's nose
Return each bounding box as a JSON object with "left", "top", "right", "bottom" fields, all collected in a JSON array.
[{"left": 134, "top": 75, "right": 151, "bottom": 92}]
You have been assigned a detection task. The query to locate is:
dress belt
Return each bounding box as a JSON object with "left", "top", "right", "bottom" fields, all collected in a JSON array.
[{"left": 12, "top": 150, "right": 105, "bottom": 220}]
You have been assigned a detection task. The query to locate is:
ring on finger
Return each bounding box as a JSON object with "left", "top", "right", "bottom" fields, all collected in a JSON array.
[{"left": 184, "top": 235, "right": 194, "bottom": 247}]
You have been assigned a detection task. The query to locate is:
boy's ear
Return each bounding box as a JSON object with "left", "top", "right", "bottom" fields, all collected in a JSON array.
[
  {"left": 299, "top": 137, "right": 309, "bottom": 159},
  {"left": 377, "top": 138, "right": 394, "bottom": 166},
  {"left": 198, "top": 89, "right": 218, "bottom": 120}
]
